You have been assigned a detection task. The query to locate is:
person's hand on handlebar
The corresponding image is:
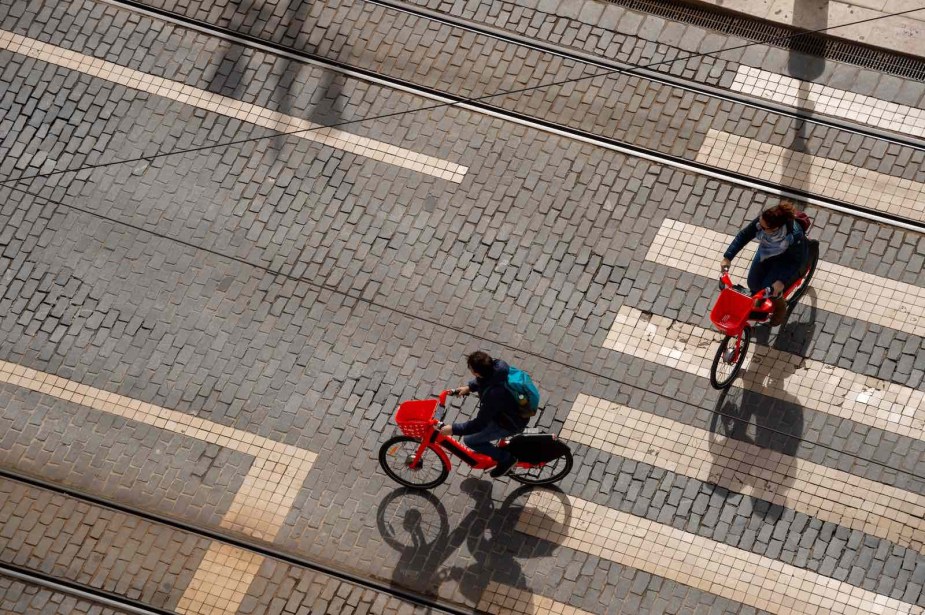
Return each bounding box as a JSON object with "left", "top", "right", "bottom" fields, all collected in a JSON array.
[
  {"left": 438, "top": 423, "right": 453, "bottom": 436},
  {"left": 720, "top": 258, "right": 731, "bottom": 272},
  {"left": 450, "top": 386, "right": 470, "bottom": 397}
]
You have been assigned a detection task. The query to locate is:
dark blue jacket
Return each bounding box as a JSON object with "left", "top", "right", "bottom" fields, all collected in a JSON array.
[
  {"left": 724, "top": 216, "right": 806, "bottom": 262},
  {"left": 452, "top": 360, "right": 528, "bottom": 435}
]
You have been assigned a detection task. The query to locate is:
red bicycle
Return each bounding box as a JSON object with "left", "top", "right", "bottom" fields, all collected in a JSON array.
[
  {"left": 709, "top": 241, "right": 819, "bottom": 389},
  {"left": 378, "top": 390, "right": 573, "bottom": 489}
]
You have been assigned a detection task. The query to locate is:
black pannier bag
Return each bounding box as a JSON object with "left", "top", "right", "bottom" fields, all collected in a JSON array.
[{"left": 504, "top": 433, "right": 569, "bottom": 464}]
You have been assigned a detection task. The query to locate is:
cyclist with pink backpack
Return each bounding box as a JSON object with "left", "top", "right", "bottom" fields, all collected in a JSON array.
[
  {"left": 439, "top": 351, "right": 538, "bottom": 478},
  {"left": 719, "top": 200, "right": 811, "bottom": 325}
]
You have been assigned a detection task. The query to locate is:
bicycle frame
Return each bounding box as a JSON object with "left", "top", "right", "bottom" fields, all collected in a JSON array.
[
  {"left": 407, "top": 390, "right": 518, "bottom": 472},
  {"left": 412, "top": 430, "right": 497, "bottom": 471}
]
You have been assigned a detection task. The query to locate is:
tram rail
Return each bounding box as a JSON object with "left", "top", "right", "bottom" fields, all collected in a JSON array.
[
  {"left": 97, "top": 0, "right": 925, "bottom": 234},
  {"left": 0, "top": 468, "right": 467, "bottom": 615}
]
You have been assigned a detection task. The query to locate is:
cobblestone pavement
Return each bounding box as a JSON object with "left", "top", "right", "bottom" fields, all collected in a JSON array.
[
  {"left": 0, "top": 575, "right": 131, "bottom": 615},
  {"left": 126, "top": 0, "right": 925, "bottom": 218},
  {"left": 1, "top": 0, "right": 924, "bottom": 613},
  {"left": 0, "top": 477, "right": 433, "bottom": 614}
]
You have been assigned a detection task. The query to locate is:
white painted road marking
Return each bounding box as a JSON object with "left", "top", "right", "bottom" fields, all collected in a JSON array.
[
  {"left": 0, "top": 360, "right": 315, "bottom": 614},
  {"left": 564, "top": 394, "right": 925, "bottom": 554},
  {"left": 732, "top": 65, "right": 925, "bottom": 137},
  {"left": 604, "top": 306, "right": 925, "bottom": 438},
  {"left": 646, "top": 218, "right": 925, "bottom": 337},
  {"left": 697, "top": 128, "right": 925, "bottom": 222},
  {"left": 0, "top": 29, "right": 468, "bottom": 182},
  {"left": 518, "top": 490, "right": 924, "bottom": 615}
]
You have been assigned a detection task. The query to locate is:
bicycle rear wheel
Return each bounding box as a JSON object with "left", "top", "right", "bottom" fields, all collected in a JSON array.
[
  {"left": 379, "top": 436, "right": 449, "bottom": 489},
  {"left": 710, "top": 327, "right": 751, "bottom": 389},
  {"left": 787, "top": 240, "right": 820, "bottom": 309},
  {"left": 509, "top": 448, "right": 573, "bottom": 486}
]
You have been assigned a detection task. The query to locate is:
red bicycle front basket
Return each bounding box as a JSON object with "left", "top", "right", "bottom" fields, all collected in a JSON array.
[
  {"left": 395, "top": 399, "right": 439, "bottom": 438},
  {"left": 710, "top": 287, "right": 754, "bottom": 334}
]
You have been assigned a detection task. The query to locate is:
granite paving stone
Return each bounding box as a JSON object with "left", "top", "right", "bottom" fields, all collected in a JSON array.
[{"left": 1, "top": 0, "right": 924, "bottom": 613}]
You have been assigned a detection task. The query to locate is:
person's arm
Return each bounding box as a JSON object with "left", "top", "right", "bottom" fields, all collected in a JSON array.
[
  {"left": 723, "top": 219, "right": 759, "bottom": 262},
  {"left": 452, "top": 399, "right": 499, "bottom": 436},
  {"left": 440, "top": 379, "right": 480, "bottom": 435}
]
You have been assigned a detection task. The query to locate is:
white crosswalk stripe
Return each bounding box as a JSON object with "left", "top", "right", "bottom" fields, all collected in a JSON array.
[
  {"left": 646, "top": 218, "right": 925, "bottom": 337},
  {"left": 604, "top": 306, "right": 925, "bottom": 438},
  {"left": 0, "top": 29, "right": 468, "bottom": 182},
  {"left": 732, "top": 65, "right": 925, "bottom": 137},
  {"left": 697, "top": 129, "right": 925, "bottom": 222},
  {"left": 563, "top": 394, "right": 925, "bottom": 555},
  {"left": 517, "top": 491, "right": 924, "bottom": 615}
]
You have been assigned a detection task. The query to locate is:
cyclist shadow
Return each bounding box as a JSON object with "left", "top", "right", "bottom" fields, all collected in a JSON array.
[
  {"left": 205, "top": 0, "right": 344, "bottom": 163},
  {"left": 707, "top": 289, "right": 817, "bottom": 518},
  {"left": 376, "top": 478, "right": 572, "bottom": 612}
]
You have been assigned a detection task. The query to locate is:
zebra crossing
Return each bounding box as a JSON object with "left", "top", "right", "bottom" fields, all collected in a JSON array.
[
  {"left": 510, "top": 214, "right": 925, "bottom": 614},
  {"left": 647, "top": 219, "right": 925, "bottom": 337},
  {"left": 605, "top": 305, "right": 924, "bottom": 438},
  {"left": 563, "top": 394, "right": 925, "bottom": 555},
  {"left": 517, "top": 490, "right": 923, "bottom": 615}
]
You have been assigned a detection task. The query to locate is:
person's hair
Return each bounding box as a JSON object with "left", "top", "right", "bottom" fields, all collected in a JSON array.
[
  {"left": 466, "top": 351, "right": 494, "bottom": 378},
  {"left": 760, "top": 200, "right": 796, "bottom": 230}
]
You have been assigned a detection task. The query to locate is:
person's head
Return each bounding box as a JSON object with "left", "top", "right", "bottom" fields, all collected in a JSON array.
[
  {"left": 466, "top": 351, "right": 494, "bottom": 379},
  {"left": 759, "top": 200, "right": 796, "bottom": 232}
]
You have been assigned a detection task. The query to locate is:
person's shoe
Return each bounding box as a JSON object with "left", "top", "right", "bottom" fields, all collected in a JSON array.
[
  {"left": 770, "top": 297, "right": 788, "bottom": 326},
  {"left": 489, "top": 457, "right": 517, "bottom": 478}
]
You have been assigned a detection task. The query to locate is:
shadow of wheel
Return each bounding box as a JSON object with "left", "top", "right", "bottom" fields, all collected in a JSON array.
[{"left": 376, "top": 487, "right": 449, "bottom": 551}]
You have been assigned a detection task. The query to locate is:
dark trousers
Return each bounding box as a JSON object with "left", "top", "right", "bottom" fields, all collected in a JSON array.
[
  {"left": 748, "top": 242, "right": 808, "bottom": 294},
  {"left": 463, "top": 422, "right": 519, "bottom": 464}
]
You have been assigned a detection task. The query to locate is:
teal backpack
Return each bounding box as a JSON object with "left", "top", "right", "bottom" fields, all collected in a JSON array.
[{"left": 505, "top": 366, "right": 541, "bottom": 418}]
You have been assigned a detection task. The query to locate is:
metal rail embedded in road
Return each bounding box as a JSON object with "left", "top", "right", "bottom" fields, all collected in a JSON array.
[
  {"left": 99, "top": 0, "right": 925, "bottom": 237},
  {"left": 367, "top": 0, "right": 925, "bottom": 154},
  {"left": 0, "top": 468, "right": 469, "bottom": 615},
  {"left": 0, "top": 562, "right": 175, "bottom": 615}
]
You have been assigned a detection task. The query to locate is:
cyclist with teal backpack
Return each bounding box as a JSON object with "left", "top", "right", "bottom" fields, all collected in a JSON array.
[{"left": 439, "top": 351, "right": 539, "bottom": 478}]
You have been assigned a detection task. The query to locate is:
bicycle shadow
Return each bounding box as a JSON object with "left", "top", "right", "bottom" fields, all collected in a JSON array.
[
  {"left": 376, "top": 479, "right": 572, "bottom": 612},
  {"left": 707, "top": 290, "right": 816, "bottom": 518}
]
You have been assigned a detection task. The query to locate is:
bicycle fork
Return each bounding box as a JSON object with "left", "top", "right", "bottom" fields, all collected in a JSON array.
[
  {"left": 410, "top": 432, "right": 440, "bottom": 469},
  {"left": 724, "top": 333, "right": 744, "bottom": 362}
]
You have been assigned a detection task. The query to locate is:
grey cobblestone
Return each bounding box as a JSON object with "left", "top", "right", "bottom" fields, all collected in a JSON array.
[
  {"left": 0, "top": 478, "right": 435, "bottom": 614},
  {"left": 0, "top": 0, "right": 923, "bottom": 612},
  {"left": 48, "top": 0, "right": 925, "bottom": 194},
  {"left": 0, "top": 576, "right": 131, "bottom": 615}
]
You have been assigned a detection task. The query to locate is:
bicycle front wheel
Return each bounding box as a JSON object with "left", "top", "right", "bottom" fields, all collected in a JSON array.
[
  {"left": 509, "top": 448, "right": 574, "bottom": 486},
  {"left": 379, "top": 436, "right": 449, "bottom": 490},
  {"left": 710, "top": 327, "right": 751, "bottom": 389}
]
